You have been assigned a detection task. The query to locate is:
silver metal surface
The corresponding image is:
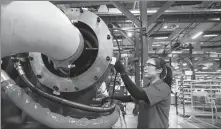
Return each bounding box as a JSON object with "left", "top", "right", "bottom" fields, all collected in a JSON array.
[
  {"left": 29, "top": 8, "right": 113, "bottom": 92},
  {"left": 1, "top": 1, "right": 83, "bottom": 61},
  {"left": 1, "top": 71, "right": 10, "bottom": 83},
  {"left": 112, "top": 1, "right": 141, "bottom": 27}
]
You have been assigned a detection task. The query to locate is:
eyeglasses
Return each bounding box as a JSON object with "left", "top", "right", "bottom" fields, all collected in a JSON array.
[{"left": 145, "top": 63, "right": 158, "bottom": 68}]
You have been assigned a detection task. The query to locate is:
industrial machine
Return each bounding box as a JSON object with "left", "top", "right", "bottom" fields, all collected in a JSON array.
[{"left": 1, "top": 1, "right": 120, "bottom": 128}]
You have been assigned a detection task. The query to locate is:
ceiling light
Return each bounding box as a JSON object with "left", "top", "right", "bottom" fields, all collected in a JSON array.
[
  {"left": 113, "top": 39, "right": 123, "bottom": 42},
  {"left": 147, "top": 10, "right": 157, "bottom": 13},
  {"left": 202, "top": 67, "right": 208, "bottom": 70},
  {"left": 183, "top": 63, "right": 187, "bottom": 66},
  {"left": 155, "top": 37, "right": 168, "bottom": 40},
  {"left": 191, "top": 31, "right": 203, "bottom": 39},
  {"left": 208, "top": 18, "right": 220, "bottom": 21},
  {"left": 127, "top": 32, "right": 133, "bottom": 37},
  {"left": 203, "top": 34, "right": 218, "bottom": 37},
  {"left": 152, "top": 44, "right": 161, "bottom": 47},
  {"left": 163, "top": 25, "right": 168, "bottom": 29},
  {"left": 82, "top": 7, "right": 88, "bottom": 10}
]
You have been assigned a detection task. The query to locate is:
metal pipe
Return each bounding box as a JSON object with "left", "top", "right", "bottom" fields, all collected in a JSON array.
[
  {"left": 1, "top": 1, "right": 83, "bottom": 61},
  {"left": 1, "top": 70, "right": 120, "bottom": 128}
]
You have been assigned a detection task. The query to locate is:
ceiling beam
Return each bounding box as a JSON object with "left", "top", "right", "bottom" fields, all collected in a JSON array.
[
  {"left": 112, "top": 23, "right": 134, "bottom": 44},
  {"left": 96, "top": 8, "right": 221, "bottom": 16},
  {"left": 56, "top": 2, "right": 112, "bottom": 8},
  {"left": 180, "top": 23, "right": 216, "bottom": 45},
  {"left": 201, "top": 45, "right": 221, "bottom": 49},
  {"left": 167, "top": 23, "right": 190, "bottom": 41},
  {"left": 201, "top": 1, "right": 214, "bottom": 8},
  {"left": 147, "top": 1, "right": 175, "bottom": 31},
  {"left": 112, "top": 1, "right": 141, "bottom": 27}
]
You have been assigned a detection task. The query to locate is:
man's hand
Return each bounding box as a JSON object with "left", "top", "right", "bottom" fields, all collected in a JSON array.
[{"left": 114, "top": 60, "right": 126, "bottom": 75}]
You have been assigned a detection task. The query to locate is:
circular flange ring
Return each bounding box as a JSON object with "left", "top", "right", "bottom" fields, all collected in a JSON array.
[{"left": 29, "top": 9, "right": 113, "bottom": 92}]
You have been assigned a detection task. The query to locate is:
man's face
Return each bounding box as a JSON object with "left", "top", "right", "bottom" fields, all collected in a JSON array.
[{"left": 144, "top": 58, "right": 161, "bottom": 79}]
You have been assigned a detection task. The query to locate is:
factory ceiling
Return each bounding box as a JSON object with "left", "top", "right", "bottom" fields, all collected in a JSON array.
[{"left": 53, "top": 1, "right": 221, "bottom": 72}]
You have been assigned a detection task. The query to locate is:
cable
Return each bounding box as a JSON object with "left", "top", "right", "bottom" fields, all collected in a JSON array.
[
  {"left": 14, "top": 62, "right": 116, "bottom": 113},
  {"left": 109, "top": 27, "right": 122, "bottom": 104}
]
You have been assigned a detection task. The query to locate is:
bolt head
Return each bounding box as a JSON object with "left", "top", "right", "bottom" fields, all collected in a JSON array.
[
  {"left": 107, "top": 35, "right": 111, "bottom": 40},
  {"left": 94, "top": 76, "right": 98, "bottom": 80}
]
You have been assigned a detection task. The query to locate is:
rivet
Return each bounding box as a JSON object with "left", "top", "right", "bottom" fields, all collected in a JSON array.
[
  {"left": 80, "top": 8, "right": 83, "bottom": 13},
  {"left": 28, "top": 56, "right": 33, "bottom": 61},
  {"left": 107, "top": 35, "right": 111, "bottom": 40},
  {"left": 75, "top": 87, "right": 79, "bottom": 90},
  {"left": 94, "top": 76, "right": 98, "bottom": 80},
  {"left": 36, "top": 75, "right": 42, "bottom": 78},
  {"left": 53, "top": 86, "right": 59, "bottom": 91},
  {"left": 106, "top": 56, "right": 110, "bottom": 61},
  {"left": 97, "top": 17, "right": 100, "bottom": 23}
]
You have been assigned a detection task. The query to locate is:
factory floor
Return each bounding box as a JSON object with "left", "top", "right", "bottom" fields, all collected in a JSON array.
[{"left": 123, "top": 103, "right": 185, "bottom": 128}]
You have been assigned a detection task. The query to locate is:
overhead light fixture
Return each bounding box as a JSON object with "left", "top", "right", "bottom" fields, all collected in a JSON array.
[
  {"left": 202, "top": 67, "right": 209, "bottom": 70},
  {"left": 183, "top": 63, "right": 187, "bottom": 66},
  {"left": 155, "top": 37, "right": 168, "bottom": 40},
  {"left": 113, "top": 39, "right": 123, "bottom": 42},
  {"left": 127, "top": 32, "right": 133, "bottom": 37},
  {"left": 208, "top": 18, "right": 220, "bottom": 21},
  {"left": 147, "top": 10, "right": 157, "bottom": 13},
  {"left": 191, "top": 31, "right": 203, "bottom": 39},
  {"left": 203, "top": 34, "right": 218, "bottom": 37},
  {"left": 163, "top": 25, "right": 168, "bottom": 29},
  {"left": 152, "top": 44, "right": 161, "bottom": 47},
  {"left": 82, "top": 7, "right": 88, "bottom": 10}
]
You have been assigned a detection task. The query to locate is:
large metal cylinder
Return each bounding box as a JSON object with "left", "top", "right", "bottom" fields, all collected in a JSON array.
[
  {"left": 1, "top": 1, "right": 119, "bottom": 128},
  {"left": 1, "top": 1, "right": 84, "bottom": 61}
]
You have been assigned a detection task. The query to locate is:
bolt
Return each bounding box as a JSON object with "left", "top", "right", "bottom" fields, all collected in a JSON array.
[
  {"left": 97, "top": 17, "right": 100, "bottom": 23},
  {"left": 68, "top": 64, "right": 76, "bottom": 69},
  {"left": 28, "top": 56, "right": 33, "bottom": 61},
  {"left": 53, "top": 86, "right": 59, "bottom": 91},
  {"left": 106, "top": 56, "right": 110, "bottom": 61},
  {"left": 107, "top": 35, "right": 111, "bottom": 40},
  {"left": 36, "top": 75, "right": 42, "bottom": 78},
  {"left": 94, "top": 76, "right": 98, "bottom": 80},
  {"left": 75, "top": 87, "right": 79, "bottom": 90},
  {"left": 80, "top": 8, "right": 83, "bottom": 13}
]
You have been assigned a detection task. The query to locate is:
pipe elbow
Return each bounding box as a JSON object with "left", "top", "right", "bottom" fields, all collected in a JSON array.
[{"left": 1, "top": 1, "right": 83, "bottom": 60}]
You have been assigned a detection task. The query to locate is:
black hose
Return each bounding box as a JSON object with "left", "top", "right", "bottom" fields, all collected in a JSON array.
[
  {"left": 109, "top": 28, "right": 121, "bottom": 104},
  {"left": 15, "top": 63, "right": 116, "bottom": 113}
]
